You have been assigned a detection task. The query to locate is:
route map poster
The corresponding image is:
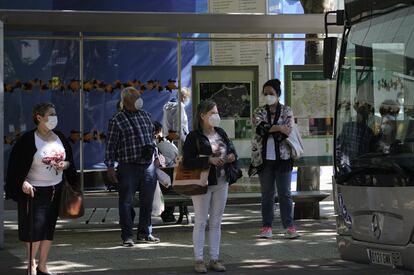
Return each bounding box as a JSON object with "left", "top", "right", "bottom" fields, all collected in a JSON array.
[
  {"left": 192, "top": 66, "right": 259, "bottom": 160},
  {"left": 285, "top": 65, "right": 336, "bottom": 165}
]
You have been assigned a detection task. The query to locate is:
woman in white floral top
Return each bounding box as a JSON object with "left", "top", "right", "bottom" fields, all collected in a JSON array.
[{"left": 251, "top": 79, "right": 300, "bottom": 240}]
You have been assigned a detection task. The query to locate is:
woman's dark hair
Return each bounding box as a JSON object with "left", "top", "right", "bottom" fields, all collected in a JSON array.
[
  {"left": 262, "top": 79, "right": 281, "bottom": 97},
  {"left": 153, "top": 121, "right": 162, "bottom": 134},
  {"left": 194, "top": 99, "right": 217, "bottom": 130},
  {"left": 32, "top": 102, "right": 55, "bottom": 125}
]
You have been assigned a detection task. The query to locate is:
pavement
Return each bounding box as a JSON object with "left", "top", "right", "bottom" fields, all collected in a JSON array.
[{"left": 0, "top": 169, "right": 412, "bottom": 274}]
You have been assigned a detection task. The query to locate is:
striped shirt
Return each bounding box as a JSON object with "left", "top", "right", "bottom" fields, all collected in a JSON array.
[{"left": 105, "top": 110, "right": 155, "bottom": 167}]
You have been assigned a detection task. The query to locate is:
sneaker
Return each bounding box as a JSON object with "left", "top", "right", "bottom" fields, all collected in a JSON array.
[
  {"left": 122, "top": 238, "right": 134, "bottom": 247},
  {"left": 259, "top": 227, "right": 272, "bottom": 239},
  {"left": 137, "top": 235, "right": 160, "bottom": 244},
  {"left": 194, "top": 260, "right": 207, "bottom": 273},
  {"left": 209, "top": 259, "right": 226, "bottom": 272},
  {"left": 284, "top": 226, "right": 300, "bottom": 239}
]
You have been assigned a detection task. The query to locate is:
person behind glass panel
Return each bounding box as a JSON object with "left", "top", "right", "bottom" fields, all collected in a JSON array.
[
  {"left": 337, "top": 98, "right": 378, "bottom": 167},
  {"left": 378, "top": 99, "right": 400, "bottom": 153},
  {"left": 162, "top": 87, "right": 191, "bottom": 142}
]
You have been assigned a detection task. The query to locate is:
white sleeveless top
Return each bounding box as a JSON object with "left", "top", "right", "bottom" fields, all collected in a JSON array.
[{"left": 26, "top": 132, "right": 66, "bottom": 187}]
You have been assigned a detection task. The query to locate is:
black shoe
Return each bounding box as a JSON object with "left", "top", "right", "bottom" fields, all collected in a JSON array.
[
  {"left": 137, "top": 235, "right": 160, "bottom": 244},
  {"left": 161, "top": 214, "right": 176, "bottom": 223},
  {"left": 36, "top": 267, "right": 56, "bottom": 275}
]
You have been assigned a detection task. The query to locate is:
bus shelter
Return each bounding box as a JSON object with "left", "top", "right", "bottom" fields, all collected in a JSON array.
[{"left": 0, "top": 9, "right": 342, "bottom": 248}]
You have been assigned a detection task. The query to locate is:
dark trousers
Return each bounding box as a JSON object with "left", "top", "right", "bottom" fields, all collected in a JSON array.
[
  {"left": 117, "top": 163, "right": 156, "bottom": 241},
  {"left": 258, "top": 160, "right": 294, "bottom": 228}
]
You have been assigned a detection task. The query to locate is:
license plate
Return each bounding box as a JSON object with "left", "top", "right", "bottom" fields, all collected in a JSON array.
[{"left": 367, "top": 249, "right": 394, "bottom": 267}]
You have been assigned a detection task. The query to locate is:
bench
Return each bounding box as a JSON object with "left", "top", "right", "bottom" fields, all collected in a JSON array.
[
  {"left": 4, "top": 168, "right": 330, "bottom": 223},
  {"left": 4, "top": 190, "right": 329, "bottom": 223},
  {"left": 80, "top": 190, "right": 329, "bottom": 224}
]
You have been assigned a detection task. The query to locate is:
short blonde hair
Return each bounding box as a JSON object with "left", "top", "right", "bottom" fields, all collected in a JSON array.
[{"left": 179, "top": 87, "right": 191, "bottom": 99}]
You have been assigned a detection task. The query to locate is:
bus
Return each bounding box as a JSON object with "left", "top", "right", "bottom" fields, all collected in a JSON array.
[{"left": 327, "top": 0, "right": 414, "bottom": 270}]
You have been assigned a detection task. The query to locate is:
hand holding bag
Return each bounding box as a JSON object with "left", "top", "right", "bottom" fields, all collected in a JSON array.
[
  {"left": 156, "top": 167, "right": 172, "bottom": 188},
  {"left": 59, "top": 180, "right": 85, "bottom": 219},
  {"left": 286, "top": 123, "right": 304, "bottom": 160}
]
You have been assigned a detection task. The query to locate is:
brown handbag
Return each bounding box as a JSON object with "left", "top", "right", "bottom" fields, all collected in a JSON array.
[
  {"left": 173, "top": 157, "right": 209, "bottom": 196},
  {"left": 59, "top": 180, "right": 85, "bottom": 219}
]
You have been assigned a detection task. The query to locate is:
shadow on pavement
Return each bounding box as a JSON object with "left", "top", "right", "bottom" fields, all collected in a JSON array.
[
  {"left": 0, "top": 249, "right": 25, "bottom": 275},
  {"left": 62, "top": 259, "right": 413, "bottom": 275}
]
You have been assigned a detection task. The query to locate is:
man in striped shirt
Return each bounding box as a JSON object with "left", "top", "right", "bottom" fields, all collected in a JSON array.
[{"left": 105, "top": 87, "right": 160, "bottom": 246}]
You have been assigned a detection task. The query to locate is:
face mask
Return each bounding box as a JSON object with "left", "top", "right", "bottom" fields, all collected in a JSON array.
[
  {"left": 183, "top": 98, "right": 190, "bottom": 107},
  {"left": 381, "top": 124, "right": 392, "bottom": 136},
  {"left": 45, "top": 116, "right": 58, "bottom": 130},
  {"left": 208, "top": 114, "right": 221, "bottom": 127},
  {"left": 134, "top": 98, "right": 143, "bottom": 110},
  {"left": 265, "top": 95, "right": 277, "bottom": 105}
]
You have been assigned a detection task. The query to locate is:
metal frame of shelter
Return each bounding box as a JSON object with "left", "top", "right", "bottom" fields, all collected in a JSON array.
[{"left": 0, "top": 9, "right": 343, "bottom": 248}]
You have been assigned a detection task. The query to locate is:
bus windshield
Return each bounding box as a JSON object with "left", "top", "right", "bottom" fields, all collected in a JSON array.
[{"left": 335, "top": 6, "right": 414, "bottom": 186}]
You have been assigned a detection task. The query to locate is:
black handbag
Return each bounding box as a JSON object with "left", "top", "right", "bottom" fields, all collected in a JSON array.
[
  {"left": 59, "top": 180, "right": 85, "bottom": 219},
  {"left": 228, "top": 162, "right": 242, "bottom": 185}
]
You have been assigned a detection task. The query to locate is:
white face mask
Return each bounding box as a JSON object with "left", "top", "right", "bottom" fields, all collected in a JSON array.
[
  {"left": 265, "top": 95, "right": 277, "bottom": 105},
  {"left": 134, "top": 98, "right": 143, "bottom": 110},
  {"left": 208, "top": 114, "right": 221, "bottom": 127},
  {"left": 381, "top": 124, "right": 392, "bottom": 136},
  {"left": 183, "top": 98, "right": 190, "bottom": 107},
  {"left": 45, "top": 116, "right": 58, "bottom": 130}
]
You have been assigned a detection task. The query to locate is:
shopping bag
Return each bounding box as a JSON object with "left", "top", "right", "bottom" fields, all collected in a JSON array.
[
  {"left": 286, "top": 123, "right": 304, "bottom": 160},
  {"left": 152, "top": 182, "right": 165, "bottom": 216}
]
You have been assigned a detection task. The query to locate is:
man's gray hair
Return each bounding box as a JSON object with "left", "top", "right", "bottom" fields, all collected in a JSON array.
[{"left": 120, "top": 87, "right": 139, "bottom": 110}]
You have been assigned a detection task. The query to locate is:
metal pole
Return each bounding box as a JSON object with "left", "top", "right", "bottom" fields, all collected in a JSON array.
[
  {"left": 0, "top": 20, "right": 4, "bottom": 249},
  {"left": 79, "top": 32, "right": 85, "bottom": 191},
  {"left": 177, "top": 33, "right": 182, "bottom": 153},
  {"left": 271, "top": 33, "right": 276, "bottom": 79},
  {"left": 5, "top": 35, "right": 324, "bottom": 42}
]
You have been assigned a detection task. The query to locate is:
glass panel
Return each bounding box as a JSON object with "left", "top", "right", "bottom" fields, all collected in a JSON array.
[
  {"left": 268, "top": 0, "right": 340, "bottom": 14},
  {"left": 82, "top": 40, "right": 178, "bottom": 189},
  {"left": 274, "top": 37, "right": 305, "bottom": 103},
  {"left": 4, "top": 39, "right": 80, "bottom": 173},
  {"left": 335, "top": 6, "right": 414, "bottom": 186},
  {"left": 203, "top": 39, "right": 268, "bottom": 166},
  {"left": 0, "top": 1, "right": 207, "bottom": 13}
]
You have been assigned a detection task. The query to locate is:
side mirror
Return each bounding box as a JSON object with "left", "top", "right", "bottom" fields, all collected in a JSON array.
[
  {"left": 323, "top": 10, "right": 344, "bottom": 79},
  {"left": 323, "top": 37, "right": 338, "bottom": 79}
]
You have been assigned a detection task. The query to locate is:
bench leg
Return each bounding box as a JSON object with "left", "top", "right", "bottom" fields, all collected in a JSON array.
[
  {"left": 85, "top": 208, "right": 97, "bottom": 224},
  {"left": 101, "top": 208, "right": 110, "bottom": 223},
  {"left": 294, "top": 202, "right": 320, "bottom": 220},
  {"left": 176, "top": 205, "right": 189, "bottom": 224}
]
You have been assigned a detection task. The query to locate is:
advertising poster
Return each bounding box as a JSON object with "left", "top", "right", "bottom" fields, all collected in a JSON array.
[{"left": 285, "top": 65, "right": 336, "bottom": 165}]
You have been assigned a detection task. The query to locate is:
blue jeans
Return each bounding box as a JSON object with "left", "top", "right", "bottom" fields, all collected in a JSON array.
[
  {"left": 117, "top": 163, "right": 157, "bottom": 241},
  {"left": 259, "top": 160, "right": 294, "bottom": 228}
]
